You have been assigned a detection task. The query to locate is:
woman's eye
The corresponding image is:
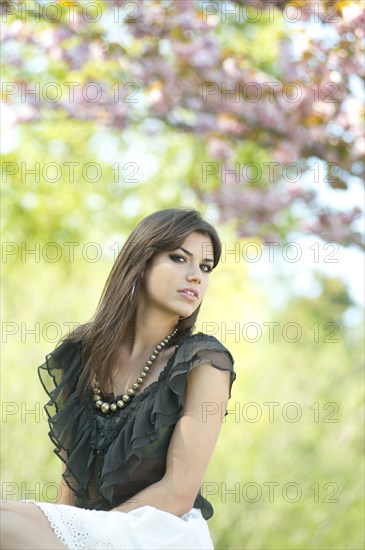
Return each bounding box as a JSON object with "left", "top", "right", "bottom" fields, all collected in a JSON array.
[
  {"left": 169, "top": 255, "right": 212, "bottom": 273},
  {"left": 169, "top": 254, "right": 186, "bottom": 263}
]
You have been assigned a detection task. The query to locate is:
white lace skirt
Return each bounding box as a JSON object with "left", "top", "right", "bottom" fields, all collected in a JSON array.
[{"left": 26, "top": 501, "right": 214, "bottom": 549}]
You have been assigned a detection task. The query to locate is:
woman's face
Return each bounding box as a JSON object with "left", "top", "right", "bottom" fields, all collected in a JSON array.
[{"left": 139, "top": 231, "right": 215, "bottom": 320}]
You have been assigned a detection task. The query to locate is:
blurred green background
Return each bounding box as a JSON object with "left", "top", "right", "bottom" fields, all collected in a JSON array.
[
  {"left": 2, "top": 217, "right": 364, "bottom": 549},
  {"left": 1, "top": 1, "right": 364, "bottom": 549}
]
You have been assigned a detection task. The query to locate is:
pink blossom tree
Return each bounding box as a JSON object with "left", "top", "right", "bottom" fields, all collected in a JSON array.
[{"left": 2, "top": 0, "right": 364, "bottom": 247}]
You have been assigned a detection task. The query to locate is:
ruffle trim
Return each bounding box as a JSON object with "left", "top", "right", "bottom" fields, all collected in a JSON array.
[
  {"left": 101, "top": 332, "right": 235, "bottom": 478},
  {"left": 38, "top": 333, "right": 236, "bottom": 520}
]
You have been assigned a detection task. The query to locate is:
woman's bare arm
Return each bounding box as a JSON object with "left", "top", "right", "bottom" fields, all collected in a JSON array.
[
  {"left": 56, "top": 452, "right": 75, "bottom": 506},
  {"left": 111, "top": 363, "right": 231, "bottom": 516}
]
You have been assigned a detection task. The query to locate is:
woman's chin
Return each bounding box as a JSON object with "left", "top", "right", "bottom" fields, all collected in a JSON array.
[{"left": 177, "top": 307, "right": 197, "bottom": 320}]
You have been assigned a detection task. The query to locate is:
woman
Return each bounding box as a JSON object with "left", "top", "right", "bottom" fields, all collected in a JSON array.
[{"left": 2, "top": 208, "right": 236, "bottom": 549}]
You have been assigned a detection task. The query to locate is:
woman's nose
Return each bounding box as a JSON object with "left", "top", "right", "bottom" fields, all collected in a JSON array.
[{"left": 186, "top": 264, "right": 202, "bottom": 282}]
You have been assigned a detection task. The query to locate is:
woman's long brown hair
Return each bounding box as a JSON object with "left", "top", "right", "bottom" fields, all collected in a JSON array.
[{"left": 61, "top": 208, "right": 222, "bottom": 398}]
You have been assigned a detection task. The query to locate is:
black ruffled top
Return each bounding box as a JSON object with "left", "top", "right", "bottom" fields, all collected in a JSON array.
[{"left": 38, "top": 332, "right": 236, "bottom": 520}]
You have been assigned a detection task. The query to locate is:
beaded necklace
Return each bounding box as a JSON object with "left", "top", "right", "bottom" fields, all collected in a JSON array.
[{"left": 92, "top": 327, "right": 178, "bottom": 414}]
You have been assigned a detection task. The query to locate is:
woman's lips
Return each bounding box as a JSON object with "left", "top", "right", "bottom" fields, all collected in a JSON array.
[{"left": 177, "top": 290, "right": 198, "bottom": 302}]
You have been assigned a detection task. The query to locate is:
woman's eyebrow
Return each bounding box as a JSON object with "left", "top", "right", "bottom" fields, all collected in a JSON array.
[{"left": 177, "top": 247, "right": 214, "bottom": 264}]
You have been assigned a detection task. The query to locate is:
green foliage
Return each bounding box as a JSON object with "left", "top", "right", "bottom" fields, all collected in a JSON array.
[
  {"left": 1, "top": 2, "right": 364, "bottom": 547},
  {"left": 1, "top": 227, "right": 363, "bottom": 549}
]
